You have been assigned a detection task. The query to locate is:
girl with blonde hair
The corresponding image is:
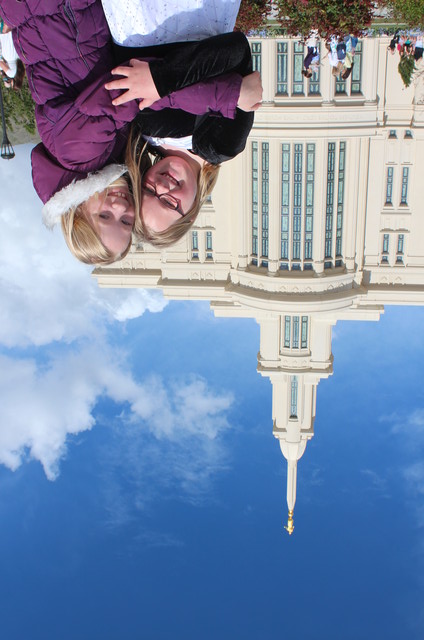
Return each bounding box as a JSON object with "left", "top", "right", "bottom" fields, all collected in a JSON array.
[
  {"left": 2, "top": 0, "right": 260, "bottom": 263},
  {"left": 107, "top": 31, "right": 259, "bottom": 248},
  {"left": 103, "top": 0, "right": 260, "bottom": 249}
]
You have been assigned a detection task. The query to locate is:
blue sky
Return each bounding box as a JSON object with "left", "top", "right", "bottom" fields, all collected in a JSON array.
[{"left": 0, "top": 146, "right": 424, "bottom": 640}]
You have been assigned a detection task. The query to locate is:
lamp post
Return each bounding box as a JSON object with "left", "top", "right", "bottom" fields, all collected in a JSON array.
[{"left": 0, "top": 81, "right": 15, "bottom": 160}]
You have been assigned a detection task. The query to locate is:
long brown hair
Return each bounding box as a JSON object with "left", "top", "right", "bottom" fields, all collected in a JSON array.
[
  {"left": 13, "top": 59, "right": 25, "bottom": 90},
  {"left": 2, "top": 60, "right": 26, "bottom": 90},
  {"left": 126, "top": 128, "right": 220, "bottom": 248}
]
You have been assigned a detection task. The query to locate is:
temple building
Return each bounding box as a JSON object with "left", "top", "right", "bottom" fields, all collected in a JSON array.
[{"left": 94, "top": 37, "right": 424, "bottom": 533}]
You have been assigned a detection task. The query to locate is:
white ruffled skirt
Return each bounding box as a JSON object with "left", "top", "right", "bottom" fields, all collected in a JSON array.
[{"left": 101, "top": 0, "right": 241, "bottom": 47}]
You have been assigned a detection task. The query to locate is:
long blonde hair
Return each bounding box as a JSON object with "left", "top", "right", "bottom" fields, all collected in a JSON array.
[
  {"left": 126, "top": 130, "right": 220, "bottom": 248},
  {"left": 60, "top": 177, "right": 133, "bottom": 265}
]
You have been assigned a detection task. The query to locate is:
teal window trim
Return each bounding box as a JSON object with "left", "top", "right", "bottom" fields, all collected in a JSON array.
[
  {"left": 336, "top": 142, "right": 345, "bottom": 258},
  {"left": 281, "top": 143, "right": 290, "bottom": 259},
  {"left": 290, "top": 376, "right": 298, "bottom": 418},
  {"left": 351, "top": 40, "right": 362, "bottom": 94},
  {"left": 335, "top": 74, "right": 346, "bottom": 94},
  {"left": 191, "top": 230, "right": 198, "bottom": 251},
  {"left": 292, "top": 42, "right": 305, "bottom": 95},
  {"left": 325, "top": 143, "right": 336, "bottom": 259},
  {"left": 304, "top": 144, "right": 315, "bottom": 261},
  {"left": 261, "top": 142, "right": 269, "bottom": 259},
  {"left": 292, "top": 144, "right": 303, "bottom": 260},
  {"left": 277, "top": 42, "right": 288, "bottom": 95},
  {"left": 400, "top": 167, "right": 409, "bottom": 205},
  {"left": 206, "top": 231, "right": 213, "bottom": 251},
  {"left": 308, "top": 43, "right": 321, "bottom": 95},
  {"left": 301, "top": 316, "right": 308, "bottom": 349},
  {"left": 284, "top": 316, "right": 291, "bottom": 348},
  {"left": 292, "top": 316, "right": 299, "bottom": 349},
  {"left": 385, "top": 166, "right": 394, "bottom": 205},
  {"left": 382, "top": 233, "right": 389, "bottom": 254},
  {"left": 252, "top": 142, "right": 258, "bottom": 257},
  {"left": 251, "top": 42, "right": 262, "bottom": 75}
]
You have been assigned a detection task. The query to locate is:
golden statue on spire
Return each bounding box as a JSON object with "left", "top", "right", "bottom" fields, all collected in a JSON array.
[{"left": 284, "top": 509, "right": 294, "bottom": 535}]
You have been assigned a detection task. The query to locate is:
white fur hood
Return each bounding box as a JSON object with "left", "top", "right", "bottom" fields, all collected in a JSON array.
[{"left": 42, "top": 164, "right": 128, "bottom": 229}]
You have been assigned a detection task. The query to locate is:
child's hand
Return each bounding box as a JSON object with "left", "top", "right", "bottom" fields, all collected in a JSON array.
[
  {"left": 0, "top": 21, "right": 12, "bottom": 34},
  {"left": 237, "top": 71, "right": 263, "bottom": 112},
  {"left": 105, "top": 59, "right": 160, "bottom": 107}
]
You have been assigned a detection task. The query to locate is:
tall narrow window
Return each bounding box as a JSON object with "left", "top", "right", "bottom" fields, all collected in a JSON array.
[
  {"left": 281, "top": 144, "right": 290, "bottom": 261},
  {"left": 290, "top": 377, "right": 298, "bottom": 418},
  {"left": 396, "top": 234, "right": 404, "bottom": 263},
  {"left": 382, "top": 234, "right": 389, "bottom": 254},
  {"left": 283, "top": 316, "right": 308, "bottom": 350},
  {"left": 301, "top": 317, "right": 308, "bottom": 349},
  {"left": 335, "top": 73, "right": 346, "bottom": 95},
  {"left": 251, "top": 42, "right": 261, "bottom": 74},
  {"left": 292, "top": 316, "right": 299, "bottom": 349},
  {"left": 400, "top": 167, "right": 409, "bottom": 205},
  {"left": 304, "top": 144, "right": 315, "bottom": 261},
  {"left": 277, "top": 42, "right": 288, "bottom": 95},
  {"left": 292, "top": 42, "right": 305, "bottom": 94},
  {"left": 191, "top": 231, "right": 199, "bottom": 259},
  {"left": 252, "top": 142, "right": 258, "bottom": 260},
  {"left": 385, "top": 167, "right": 394, "bottom": 205},
  {"left": 261, "top": 143, "right": 269, "bottom": 263},
  {"left": 292, "top": 144, "right": 303, "bottom": 261},
  {"left": 381, "top": 233, "right": 389, "bottom": 263},
  {"left": 191, "top": 231, "right": 198, "bottom": 251},
  {"left": 206, "top": 231, "right": 213, "bottom": 251},
  {"left": 308, "top": 43, "right": 320, "bottom": 95},
  {"left": 206, "top": 231, "right": 213, "bottom": 259},
  {"left": 284, "top": 316, "right": 291, "bottom": 348},
  {"left": 336, "top": 142, "right": 345, "bottom": 258},
  {"left": 351, "top": 40, "right": 362, "bottom": 94},
  {"left": 325, "top": 143, "right": 336, "bottom": 259}
]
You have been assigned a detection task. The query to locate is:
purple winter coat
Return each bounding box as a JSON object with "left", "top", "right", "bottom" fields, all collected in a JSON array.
[{"left": 0, "top": 0, "right": 243, "bottom": 215}]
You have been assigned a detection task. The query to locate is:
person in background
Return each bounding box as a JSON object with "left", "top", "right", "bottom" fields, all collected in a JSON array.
[
  {"left": 302, "top": 30, "right": 320, "bottom": 79},
  {"left": 414, "top": 33, "right": 423, "bottom": 62},
  {"left": 0, "top": 25, "right": 24, "bottom": 89},
  {"left": 388, "top": 32, "right": 399, "bottom": 55}
]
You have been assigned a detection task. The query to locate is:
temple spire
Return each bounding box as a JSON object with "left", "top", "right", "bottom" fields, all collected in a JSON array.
[
  {"left": 284, "top": 459, "right": 298, "bottom": 535},
  {"left": 274, "top": 424, "right": 308, "bottom": 537}
]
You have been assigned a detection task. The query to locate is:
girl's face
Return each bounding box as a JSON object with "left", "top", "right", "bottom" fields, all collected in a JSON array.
[
  {"left": 141, "top": 155, "right": 199, "bottom": 232},
  {"left": 84, "top": 183, "right": 135, "bottom": 255}
]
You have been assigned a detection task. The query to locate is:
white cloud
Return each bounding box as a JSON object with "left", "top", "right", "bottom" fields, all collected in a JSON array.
[
  {"left": 0, "top": 145, "right": 166, "bottom": 348},
  {"left": 102, "top": 425, "right": 233, "bottom": 527},
  {"left": 0, "top": 147, "right": 235, "bottom": 500},
  {"left": 360, "top": 468, "right": 389, "bottom": 496},
  {"left": 0, "top": 346, "right": 121, "bottom": 479},
  {"left": 382, "top": 409, "right": 424, "bottom": 527},
  {"left": 402, "top": 462, "right": 424, "bottom": 528},
  {"left": 98, "top": 377, "right": 235, "bottom": 527},
  {"left": 403, "top": 462, "right": 424, "bottom": 496},
  {"left": 129, "top": 376, "right": 234, "bottom": 439},
  {"left": 383, "top": 409, "right": 424, "bottom": 449},
  {"left": 0, "top": 341, "right": 234, "bottom": 486}
]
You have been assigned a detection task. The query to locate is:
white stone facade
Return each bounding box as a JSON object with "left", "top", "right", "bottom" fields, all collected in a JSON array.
[{"left": 93, "top": 37, "right": 424, "bottom": 533}]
